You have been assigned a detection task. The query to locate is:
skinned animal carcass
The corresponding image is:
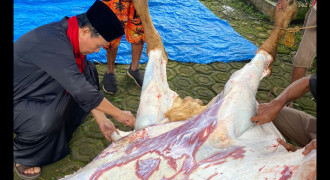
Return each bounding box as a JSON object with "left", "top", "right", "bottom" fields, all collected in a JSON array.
[
  {"left": 62, "top": 49, "right": 316, "bottom": 180},
  {"left": 61, "top": 0, "right": 316, "bottom": 179}
]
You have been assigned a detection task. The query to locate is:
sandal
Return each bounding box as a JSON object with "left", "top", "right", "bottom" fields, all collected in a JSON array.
[{"left": 14, "top": 163, "right": 41, "bottom": 180}]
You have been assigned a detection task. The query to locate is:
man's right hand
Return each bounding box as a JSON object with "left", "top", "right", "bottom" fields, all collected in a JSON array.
[{"left": 251, "top": 100, "right": 283, "bottom": 125}]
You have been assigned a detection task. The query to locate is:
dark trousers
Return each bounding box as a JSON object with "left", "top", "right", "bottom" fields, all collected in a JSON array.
[{"left": 13, "top": 61, "right": 100, "bottom": 167}]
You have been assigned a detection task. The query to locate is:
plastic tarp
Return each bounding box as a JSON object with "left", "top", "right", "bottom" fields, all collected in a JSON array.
[{"left": 14, "top": 0, "right": 258, "bottom": 64}]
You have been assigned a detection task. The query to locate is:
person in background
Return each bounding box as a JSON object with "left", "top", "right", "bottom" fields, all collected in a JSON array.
[
  {"left": 251, "top": 75, "right": 316, "bottom": 156},
  {"left": 275, "top": 0, "right": 316, "bottom": 107},
  {"left": 101, "top": 0, "right": 146, "bottom": 94}
]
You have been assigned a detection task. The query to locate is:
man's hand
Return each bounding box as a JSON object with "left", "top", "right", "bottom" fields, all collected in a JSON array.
[
  {"left": 96, "top": 98, "right": 136, "bottom": 128},
  {"left": 275, "top": 0, "right": 287, "bottom": 14},
  {"left": 91, "top": 109, "right": 120, "bottom": 142},
  {"left": 114, "top": 110, "right": 136, "bottom": 127},
  {"left": 98, "top": 119, "right": 119, "bottom": 142},
  {"left": 277, "top": 138, "right": 316, "bottom": 156},
  {"left": 277, "top": 138, "right": 298, "bottom": 152},
  {"left": 302, "top": 139, "right": 316, "bottom": 156},
  {"left": 252, "top": 76, "right": 311, "bottom": 125},
  {"left": 251, "top": 100, "right": 282, "bottom": 125}
]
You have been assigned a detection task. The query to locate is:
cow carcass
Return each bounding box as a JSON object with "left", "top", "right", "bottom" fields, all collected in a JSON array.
[{"left": 61, "top": 0, "right": 316, "bottom": 179}]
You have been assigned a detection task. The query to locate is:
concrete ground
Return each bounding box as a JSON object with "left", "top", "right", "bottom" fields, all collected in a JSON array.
[{"left": 14, "top": 0, "right": 316, "bottom": 179}]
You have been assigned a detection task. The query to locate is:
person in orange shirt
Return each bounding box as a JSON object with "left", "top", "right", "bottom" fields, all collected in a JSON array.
[{"left": 101, "top": 0, "right": 146, "bottom": 94}]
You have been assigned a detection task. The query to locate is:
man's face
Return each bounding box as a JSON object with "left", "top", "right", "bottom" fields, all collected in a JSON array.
[{"left": 79, "top": 27, "right": 109, "bottom": 55}]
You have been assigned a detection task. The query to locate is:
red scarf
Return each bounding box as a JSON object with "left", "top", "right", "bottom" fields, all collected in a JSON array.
[{"left": 67, "top": 16, "right": 85, "bottom": 73}]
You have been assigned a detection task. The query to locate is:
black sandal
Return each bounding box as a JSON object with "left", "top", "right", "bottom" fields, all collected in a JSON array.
[{"left": 14, "top": 163, "right": 41, "bottom": 180}]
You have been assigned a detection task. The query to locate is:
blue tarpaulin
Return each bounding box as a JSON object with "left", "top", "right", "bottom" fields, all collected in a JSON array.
[{"left": 14, "top": 0, "right": 258, "bottom": 64}]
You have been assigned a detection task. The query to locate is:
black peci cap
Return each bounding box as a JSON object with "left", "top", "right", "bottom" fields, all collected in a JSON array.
[{"left": 86, "top": 0, "right": 124, "bottom": 42}]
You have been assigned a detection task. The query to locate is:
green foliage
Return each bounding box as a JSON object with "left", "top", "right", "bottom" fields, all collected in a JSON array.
[
  {"left": 296, "top": 0, "right": 313, "bottom": 5},
  {"left": 219, "top": 0, "right": 268, "bottom": 20},
  {"left": 113, "top": 97, "right": 123, "bottom": 102}
]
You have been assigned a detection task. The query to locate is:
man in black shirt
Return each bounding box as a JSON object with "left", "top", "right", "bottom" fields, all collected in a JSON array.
[{"left": 14, "top": 1, "right": 136, "bottom": 179}]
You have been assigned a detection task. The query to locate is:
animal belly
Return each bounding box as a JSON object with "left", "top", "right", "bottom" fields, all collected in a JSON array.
[{"left": 62, "top": 50, "right": 316, "bottom": 180}]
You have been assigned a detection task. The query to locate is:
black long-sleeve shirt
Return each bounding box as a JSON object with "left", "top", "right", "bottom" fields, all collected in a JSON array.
[{"left": 14, "top": 17, "right": 104, "bottom": 112}]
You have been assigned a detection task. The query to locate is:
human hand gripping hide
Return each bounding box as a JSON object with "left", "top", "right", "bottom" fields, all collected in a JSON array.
[
  {"left": 277, "top": 138, "right": 316, "bottom": 156},
  {"left": 113, "top": 110, "right": 136, "bottom": 127},
  {"left": 302, "top": 139, "right": 316, "bottom": 156},
  {"left": 98, "top": 118, "right": 119, "bottom": 142},
  {"left": 251, "top": 100, "right": 283, "bottom": 125}
]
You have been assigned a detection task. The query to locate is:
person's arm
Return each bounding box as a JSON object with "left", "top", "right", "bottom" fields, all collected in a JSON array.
[
  {"left": 277, "top": 138, "right": 316, "bottom": 156},
  {"left": 251, "top": 75, "right": 311, "bottom": 125},
  {"left": 91, "top": 97, "right": 135, "bottom": 142},
  {"left": 26, "top": 37, "right": 106, "bottom": 112},
  {"left": 273, "top": 75, "right": 311, "bottom": 106},
  {"left": 91, "top": 109, "right": 119, "bottom": 142},
  {"left": 95, "top": 97, "right": 136, "bottom": 127},
  {"left": 302, "top": 139, "right": 317, "bottom": 155}
]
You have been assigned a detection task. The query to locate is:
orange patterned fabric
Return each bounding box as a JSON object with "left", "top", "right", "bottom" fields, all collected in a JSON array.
[{"left": 101, "top": 0, "right": 145, "bottom": 50}]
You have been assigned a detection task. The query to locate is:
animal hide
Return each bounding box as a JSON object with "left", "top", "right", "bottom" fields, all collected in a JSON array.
[
  {"left": 62, "top": 49, "right": 316, "bottom": 180},
  {"left": 62, "top": 0, "right": 316, "bottom": 179}
]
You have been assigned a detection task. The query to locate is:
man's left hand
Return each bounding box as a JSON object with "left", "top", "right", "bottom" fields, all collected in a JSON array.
[
  {"left": 277, "top": 138, "right": 298, "bottom": 152},
  {"left": 277, "top": 138, "right": 316, "bottom": 156}
]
